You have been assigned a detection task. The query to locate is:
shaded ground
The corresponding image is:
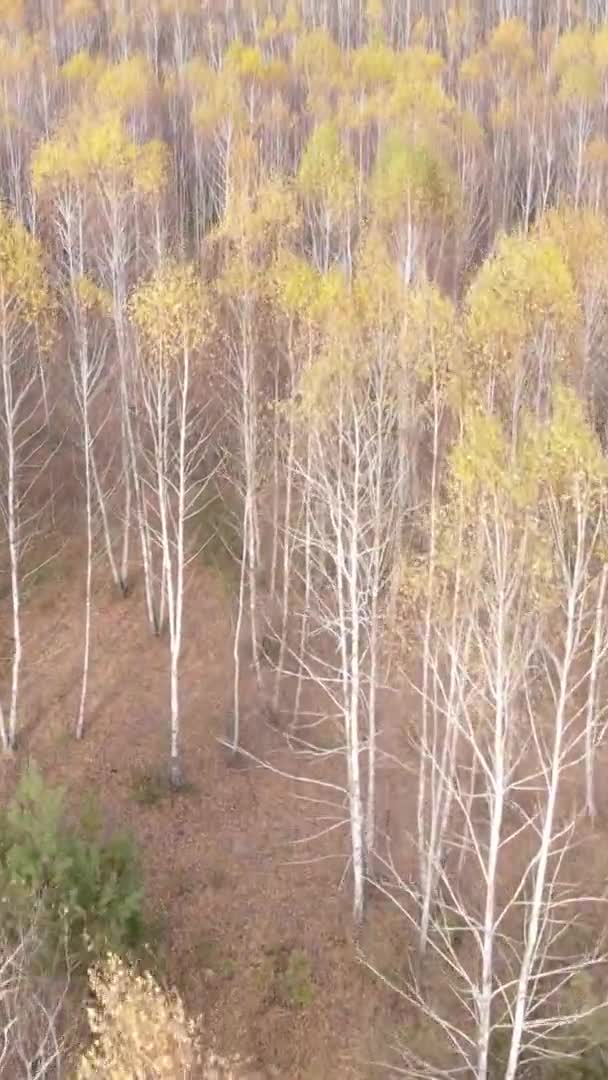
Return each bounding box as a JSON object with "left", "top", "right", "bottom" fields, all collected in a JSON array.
[{"left": 0, "top": 550, "right": 404, "bottom": 1079}]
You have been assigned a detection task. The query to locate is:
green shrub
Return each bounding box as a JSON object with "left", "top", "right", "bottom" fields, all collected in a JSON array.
[
  {"left": 0, "top": 764, "right": 145, "bottom": 966},
  {"left": 280, "top": 950, "right": 317, "bottom": 1006}
]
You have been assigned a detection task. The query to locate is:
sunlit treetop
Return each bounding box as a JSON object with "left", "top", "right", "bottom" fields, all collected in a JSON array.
[
  {"left": 399, "top": 282, "right": 456, "bottom": 389},
  {"left": 521, "top": 384, "right": 607, "bottom": 502},
  {"left": 73, "top": 274, "right": 112, "bottom": 317},
  {"left": 297, "top": 120, "right": 356, "bottom": 215},
  {"left": 32, "top": 109, "right": 169, "bottom": 197},
  {"left": 272, "top": 250, "right": 325, "bottom": 320},
  {"left": 440, "top": 391, "right": 604, "bottom": 603},
  {"left": 294, "top": 28, "right": 344, "bottom": 91},
  {"left": 61, "top": 49, "right": 105, "bottom": 85},
  {"left": 559, "top": 61, "right": 602, "bottom": 106},
  {"left": 552, "top": 25, "right": 594, "bottom": 78},
  {"left": 350, "top": 42, "right": 398, "bottom": 91},
  {"left": 459, "top": 47, "right": 492, "bottom": 86},
  {"left": 593, "top": 25, "right": 608, "bottom": 73},
  {"left": 535, "top": 207, "right": 608, "bottom": 296},
  {"left": 31, "top": 128, "right": 80, "bottom": 189},
  {"left": 384, "top": 49, "right": 454, "bottom": 131},
  {"left": 224, "top": 39, "right": 265, "bottom": 82},
  {"left": 370, "top": 128, "right": 455, "bottom": 225},
  {"left": 399, "top": 45, "right": 445, "bottom": 84},
  {"left": 488, "top": 18, "right": 535, "bottom": 77},
  {"left": 445, "top": 2, "right": 475, "bottom": 59},
  {"left": 218, "top": 170, "right": 298, "bottom": 301},
  {"left": 129, "top": 262, "right": 210, "bottom": 365},
  {"left": 95, "top": 54, "right": 156, "bottom": 112},
  {"left": 552, "top": 24, "right": 603, "bottom": 106},
  {"left": 465, "top": 230, "right": 579, "bottom": 369},
  {"left": 221, "top": 170, "right": 297, "bottom": 257},
  {"left": 0, "top": 207, "right": 54, "bottom": 327},
  {"left": 450, "top": 408, "right": 515, "bottom": 504},
  {"left": 295, "top": 277, "right": 362, "bottom": 420},
  {"left": 191, "top": 67, "right": 245, "bottom": 136}
]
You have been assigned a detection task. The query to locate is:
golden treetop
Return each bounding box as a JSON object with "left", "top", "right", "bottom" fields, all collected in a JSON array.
[{"left": 129, "top": 262, "right": 210, "bottom": 365}]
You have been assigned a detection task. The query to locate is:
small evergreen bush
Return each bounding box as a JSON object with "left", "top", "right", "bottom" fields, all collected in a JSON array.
[{"left": 0, "top": 764, "right": 145, "bottom": 966}]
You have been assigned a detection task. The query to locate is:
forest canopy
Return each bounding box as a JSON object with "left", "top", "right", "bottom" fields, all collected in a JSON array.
[{"left": 1, "top": 1, "right": 608, "bottom": 1077}]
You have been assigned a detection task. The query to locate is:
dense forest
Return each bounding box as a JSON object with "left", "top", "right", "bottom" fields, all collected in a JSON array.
[{"left": 2, "top": 0, "right": 608, "bottom": 1076}]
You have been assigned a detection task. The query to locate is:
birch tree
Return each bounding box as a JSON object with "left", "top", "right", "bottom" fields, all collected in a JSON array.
[
  {"left": 290, "top": 262, "right": 400, "bottom": 922},
  {"left": 371, "top": 392, "right": 608, "bottom": 1079},
  {"left": 130, "top": 261, "right": 215, "bottom": 788},
  {"left": 0, "top": 209, "right": 53, "bottom": 752}
]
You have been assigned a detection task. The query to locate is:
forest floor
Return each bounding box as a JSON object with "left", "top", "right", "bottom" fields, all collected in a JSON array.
[{"left": 0, "top": 544, "right": 410, "bottom": 1079}]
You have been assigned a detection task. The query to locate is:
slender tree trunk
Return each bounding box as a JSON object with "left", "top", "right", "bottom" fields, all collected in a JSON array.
[
  {"left": 585, "top": 562, "right": 608, "bottom": 821},
  {"left": 232, "top": 501, "right": 248, "bottom": 752},
  {"left": 505, "top": 516, "right": 584, "bottom": 1079},
  {"left": 2, "top": 322, "right": 20, "bottom": 752},
  {"left": 273, "top": 371, "right": 295, "bottom": 715},
  {"left": 76, "top": 340, "right": 93, "bottom": 740}
]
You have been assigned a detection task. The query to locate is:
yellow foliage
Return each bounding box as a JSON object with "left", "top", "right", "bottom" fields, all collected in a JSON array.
[
  {"left": 536, "top": 207, "right": 608, "bottom": 297},
  {"left": 353, "top": 226, "right": 406, "bottom": 329},
  {"left": 371, "top": 128, "right": 455, "bottom": 224},
  {"left": 593, "top": 25, "right": 608, "bottom": 72},
  {"left": 32, "top": 131, "right": 82, "bottom": 189},
  {"left": 524, "top": 384, "right": 607, "bottom": 498},
  {"left": 279, "top": 0, "right": 300, "bottom": 36},
  {"left": 488, "top": 17, "right": 535, "bottom": 74},
  {"left": 33, "top": 109, "right": 168, "bottom": 198},
  {"left": 225, "top": 39, "right": 265, "bottom": 81},
  {"left": 61, "top": 49, "right": 104, "bottom": 83},
  {"left": 294, "top": 28, "right": 343, "bottom": 88},
  {"left": 133, "top": 138, "right": 169, "bottom": 196},
  {"left": 273, "top": 250, "right": 321, "bottom": 318},
  {"left": 297, "top": 120, "right": 355, "bottom": 214},
  {"left": 400, "top": 282, "right": 456, "bottom": 387},
  {"left": 95, "top": 54, "right": 154, "bottom": 112},
  {"left": 351, "top": 42, "right": 397, "bottom": 89},
  {"left": 459, "top": 48, "right": 491, "bottom": 84},
  {"left": 78, "top": 109, "right": 139, "bottom": 173},
  {"left": 222, "top": 173, "right": 297, "bottom": 262},
  {"left": 192, "top": 68, "right": 243, "bottom": 134},
  {"left": 466, "top": 231, "right": 578, "bottom": 366},
  {"left": 0, "top": 208, "right": 53, "bottom": 326},
  {"left": 558, "top": 60, "right": 602, "bottom": 106},
  {"left": 74, "top": 275, "right": 112, "bottom": 315},
  {"left": 77, "top": 953, "right": 200, "bottom": 1079},
  {"left": 130, "top": 262, "right": 209, "bottom": 364},
  {"left": 450, "top": 408, "right": 512, "bottom": 502},
  {"left": 552, "top": 25, "right": 594, "bottom": 78}
]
